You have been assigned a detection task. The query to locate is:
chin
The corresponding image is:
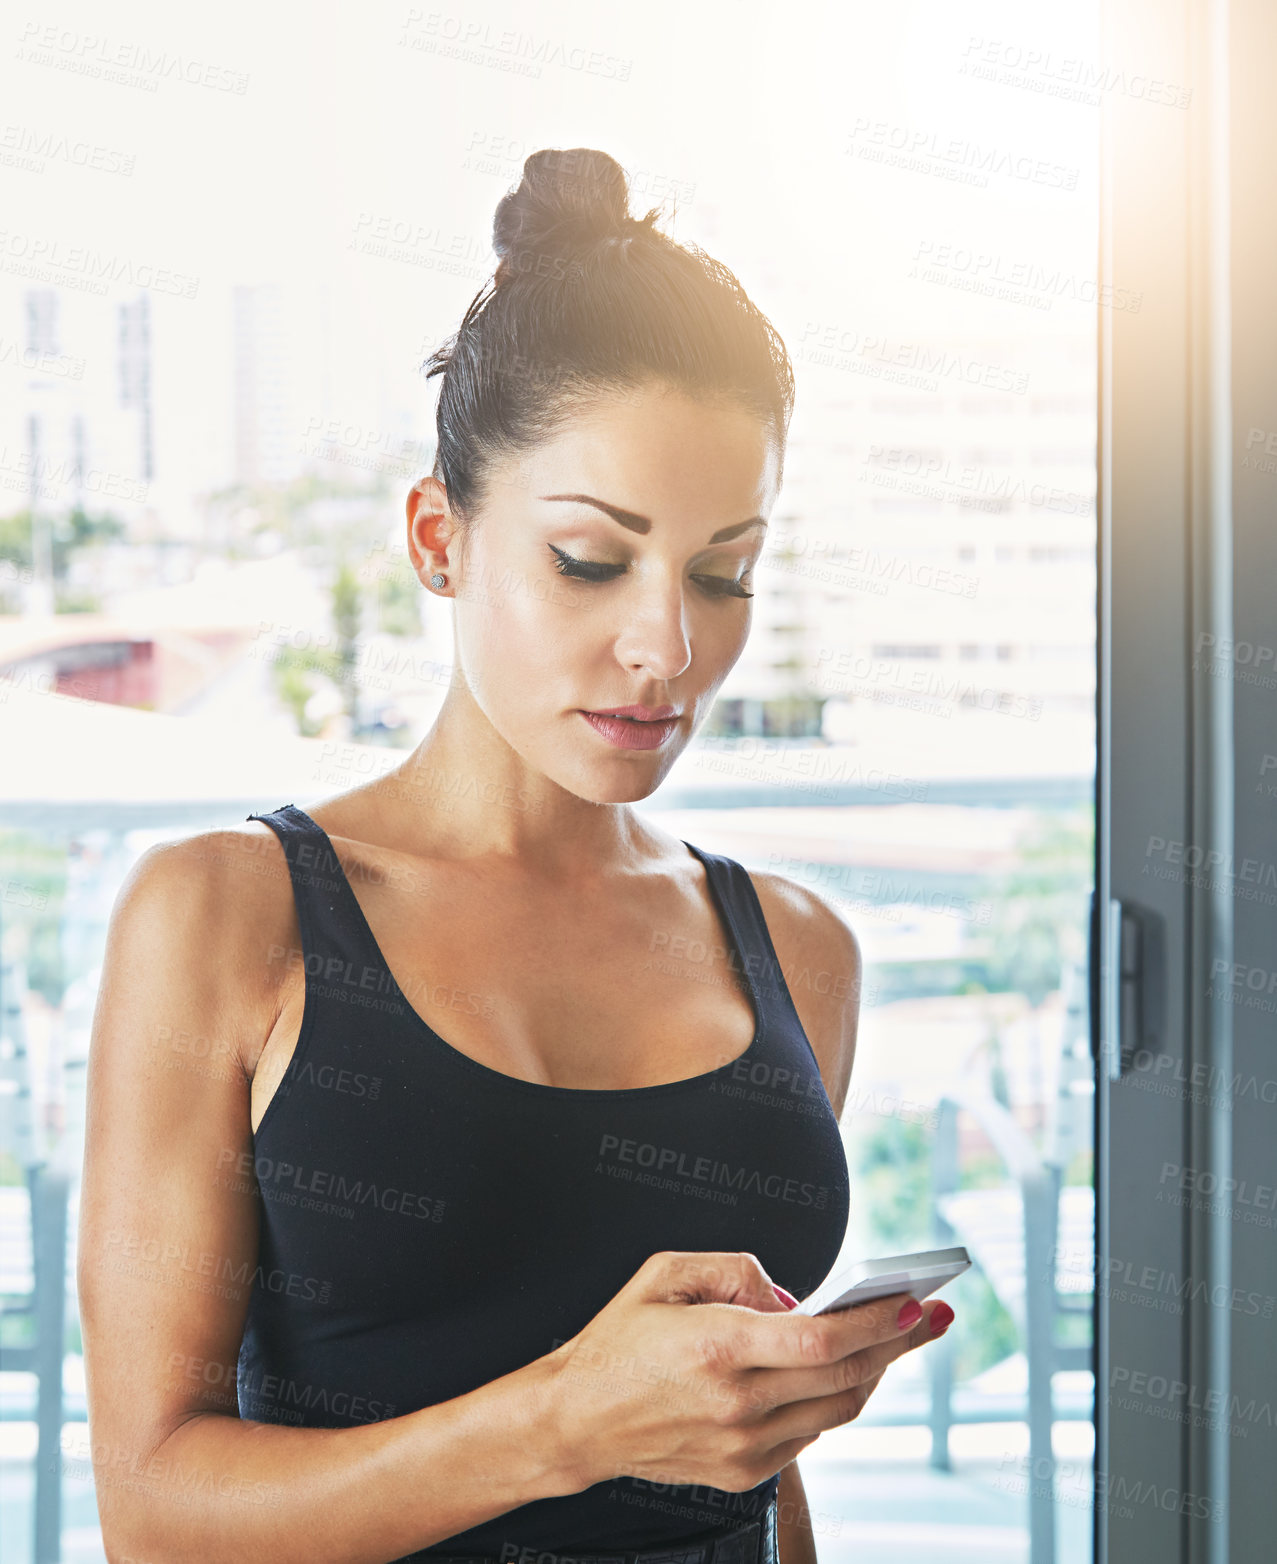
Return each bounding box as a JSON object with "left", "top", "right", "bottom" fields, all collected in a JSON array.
[
  {"left": 566, "top": 761, "right": 675, "bottom": 806},
  {"left": 539, "top": 743, "right": 681, "bottom": 806}
]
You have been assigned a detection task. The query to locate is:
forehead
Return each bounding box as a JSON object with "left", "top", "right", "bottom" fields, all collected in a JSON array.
[{"left": 493, "top": 384, "right": 781, "bottom": 521}]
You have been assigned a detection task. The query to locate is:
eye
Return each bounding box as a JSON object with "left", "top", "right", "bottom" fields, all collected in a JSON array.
[
  {"left": 692, "top": 574, "right": 754, "bottom": 600},
  {"left": 548, "top": 544, "right": 625, "bottom": 583},
  {"left": 547, "top": 544, "right": 754, "bottom": 599}
]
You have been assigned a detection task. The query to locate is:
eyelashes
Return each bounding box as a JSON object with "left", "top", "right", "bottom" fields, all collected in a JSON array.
[
  {"left": 547, "top": 544, "right": 754, "bottom": 599},
  {"left": 547, "top": 544, "right": 623, "bottom": 585}
]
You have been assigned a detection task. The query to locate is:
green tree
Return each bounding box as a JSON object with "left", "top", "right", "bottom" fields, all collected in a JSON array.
[
  {"left": 267, "top": 562, "right": 367, "bottom": 737},
  {"left": 0, "top": 505, "right": 126, "bottom": 587},
  {"left": 985, "top": 808, "right": 1093, "bottom": 1006},
  {"left": 269, "top": 642, "right": 342, "bottom": 737},
  {"left": 855, "top": 1113, "right": 1021, "bottom": 1380},
  {"left": 373, "top": 562, "right": 423, "bottom": 637},
  {"left": 857, "top": 1115, "right": 934, "bottom": 1251},
  {"left": 331, "top": 562, "right": 363, "bottom": 722}
]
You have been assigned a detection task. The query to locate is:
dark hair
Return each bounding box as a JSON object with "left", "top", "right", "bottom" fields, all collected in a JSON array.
[{"left": 420, "top": 147, "right": 795, "bottom": 523}]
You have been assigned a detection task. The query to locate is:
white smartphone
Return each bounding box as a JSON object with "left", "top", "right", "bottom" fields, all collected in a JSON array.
[{"left": 792, "top": 1246, "right": 972, "bottom": 1316}]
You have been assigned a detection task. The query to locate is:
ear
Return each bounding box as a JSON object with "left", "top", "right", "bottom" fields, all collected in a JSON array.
[{"left": 406, "top": 477, "right": 461, "bottom": 584}]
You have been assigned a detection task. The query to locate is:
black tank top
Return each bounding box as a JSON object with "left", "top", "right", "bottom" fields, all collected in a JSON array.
[{"left": 235, "top": 803, "right": 850, "bottom": 1557}]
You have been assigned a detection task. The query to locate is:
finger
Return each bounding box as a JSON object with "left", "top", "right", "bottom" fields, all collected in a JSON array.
[
  {"left": 723, "top": 1288, "right": 923, "bottom": 1374},
  {"left": 755, "top": 1369, "right": 889, "bottom": 1472},
  {"left": 637, "top": 1250, "right": 794, "bottom": 1314},
  {"left": 907, "top": 1297, "right": 955, "bottom": 1346},
  {"left": 738, "top": 1298, "right": 954, "bottom": 1423},
  {"left": 753, "top": 1363, "right": 891, "bottom": 1450}
]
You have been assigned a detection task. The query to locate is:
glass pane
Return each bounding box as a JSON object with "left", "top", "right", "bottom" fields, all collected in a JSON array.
[
  {"left": 639, "top": 6, "right": 1101, "bottom": 1560},
  {"left": 0, "top": 3, "right": 1096, "bottom": 1561}
]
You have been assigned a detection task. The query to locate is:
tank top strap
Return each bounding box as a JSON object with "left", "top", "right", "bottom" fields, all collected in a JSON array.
[
  {"left": 681, "top": 840, "right": 804, "bottom": 1037},
  {"left": 245, "top": 802, "right": 392, "bottom": 983}
]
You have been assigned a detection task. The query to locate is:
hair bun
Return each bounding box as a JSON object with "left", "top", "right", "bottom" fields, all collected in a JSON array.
[{"left": 493, "top": 148, "right": 635, "bottom": 278}]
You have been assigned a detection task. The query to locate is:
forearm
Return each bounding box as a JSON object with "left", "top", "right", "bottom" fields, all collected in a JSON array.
[
  {"left": 105, "top": 1356, "right": 577, "bottom": 1564},
  {"left": 775, "top": 1459, "right": 819, "bottom": 1564}
]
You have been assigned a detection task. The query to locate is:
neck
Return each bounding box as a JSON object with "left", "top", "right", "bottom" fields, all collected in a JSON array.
[{"left": 361, "top": 681, "right": 662, "bottom": 875}]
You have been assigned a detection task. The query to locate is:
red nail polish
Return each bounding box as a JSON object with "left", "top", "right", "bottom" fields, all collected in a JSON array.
[
  {"left": 897, "top": 1298, "right": 923, "bottom": 1330},
  {"left": 773, "top": 1284, "right": 799, "bottom": 1309},
  {"left": 929, "top": 1301, "right": 955, "bottom": 1336}
]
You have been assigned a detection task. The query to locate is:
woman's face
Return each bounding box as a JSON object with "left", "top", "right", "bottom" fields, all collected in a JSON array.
[{"left": 412, "top": 381, "right": 780, "bottom": 804}]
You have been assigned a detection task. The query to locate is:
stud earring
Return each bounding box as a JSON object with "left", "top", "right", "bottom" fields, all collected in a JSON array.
[{"left": 430, "top": 573, "right": 447, "bottom": 589}]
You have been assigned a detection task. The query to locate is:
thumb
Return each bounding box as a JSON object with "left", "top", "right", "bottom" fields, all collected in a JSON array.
[{"left": 638, "top": 1250, "right": 798, "bottom": 1312}]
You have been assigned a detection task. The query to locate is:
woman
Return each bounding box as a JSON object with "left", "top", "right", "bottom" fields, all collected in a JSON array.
[{"left": 78, "top": 148, "right": 953, "bottom": 1564}]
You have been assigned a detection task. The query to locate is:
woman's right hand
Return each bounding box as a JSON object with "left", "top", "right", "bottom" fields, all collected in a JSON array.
[{"left": 539, "top": 1250, "right": 950, "bottom": 1495}]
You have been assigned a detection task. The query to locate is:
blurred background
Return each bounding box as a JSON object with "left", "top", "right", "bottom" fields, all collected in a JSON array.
[{"left": 0, "top": 0, "right": 1106, "bottom": 1559}]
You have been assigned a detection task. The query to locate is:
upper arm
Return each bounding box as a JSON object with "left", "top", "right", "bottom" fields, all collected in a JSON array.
[
  {"left": 746, "top": 871, "right": 863, "bottom": 1120},
  {"left": 76, "top": 829, "right": 290, "bottom": 1534}
]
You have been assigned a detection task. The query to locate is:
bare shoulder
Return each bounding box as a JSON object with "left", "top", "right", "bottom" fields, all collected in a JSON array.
[
  {"left": 116, "top": 820, "right": 296, "bottom": 943},
  {"left": 746, "top": 868, "right": 863, "bottom": 979},
  {"left": 746, "top": 867, "right": 864, "bottom": 1118},
  {"left": 106, "top": 821, "right": 300, "bottom": 1068}
]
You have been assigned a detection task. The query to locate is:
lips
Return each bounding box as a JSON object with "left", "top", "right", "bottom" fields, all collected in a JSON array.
[
  {"left": 587, "top": 704, "right": 679, "bottom": 721},
  {"left": 580, "top": 707, "right": 681, "bottom": 751}
]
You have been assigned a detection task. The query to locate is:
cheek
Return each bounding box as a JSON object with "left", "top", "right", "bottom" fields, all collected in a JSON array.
[
  {"left": 458, "top": 575, "right": 594, "bottom": 715},
  {"left": 700, "top": 605, "right": 752, "bottom": 676}
]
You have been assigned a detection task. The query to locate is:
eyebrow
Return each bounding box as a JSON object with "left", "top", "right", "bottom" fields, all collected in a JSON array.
[{"left": 538, "top": 493, "right": 766, "bottom": 543}]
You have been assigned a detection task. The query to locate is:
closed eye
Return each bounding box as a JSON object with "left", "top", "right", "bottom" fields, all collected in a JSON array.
[
  {"left": 548, "top": 544, "right": 625, "bottom": 584},
  {"left": 691, "top": 574, "right": 754, "bottom": 599},
  {"left": 548, "top": 545, "right": 754, "bottom": 599}
]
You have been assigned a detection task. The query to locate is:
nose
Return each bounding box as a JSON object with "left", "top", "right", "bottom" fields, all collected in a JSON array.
[{"left": 613, "top": 577, "right": 693, "bottom": 681}]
